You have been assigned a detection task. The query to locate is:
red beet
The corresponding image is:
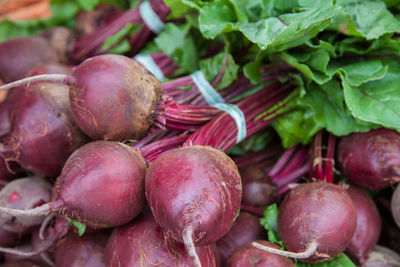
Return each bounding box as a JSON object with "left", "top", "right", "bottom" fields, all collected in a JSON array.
[
  {"left": 0, "top": 227, "right": 19, "bottom": 247},
  {"left": 105, "top": 211, "right": 220, "bottom": 267},
  {"left": 146, "top": 146, "right": 241, "bottom": 266},
  {"left": 38, "top": 27, "right": 74, "bottom": 64},
  {"left": 277, "top": 183, "right": 357, "bottom": 263},
  {"left": 0, "top": 37, "right": 58, "bottom": 83},
  {"left": 55, "top": 231, "right": 109, "bottom": 267},
  {"left": 0, "top": 178, "right": 52, "bottom": 232},
  {"left": 216, "top": 211, "right": 266, "bottom": 264},
  {"left": 0, "top": 81, "right": 88, "bottom": 177},
  {"left": 227, "top": 241, "right": 294, "bottom": 267},
  {"left": 346, "top": 185, "right": 382, "bottom": 265},
  {"left": 0, "top": 101, "right": 9, "bottom": 138},
  {"left": 240, "top": 167, "right": 276, "bottom": 207},
  {"left": 0, "top": 262, "right": 41, "bottom": 267},
  {"left": 338, "top": 128, "right": 400, "bottom": 190}
]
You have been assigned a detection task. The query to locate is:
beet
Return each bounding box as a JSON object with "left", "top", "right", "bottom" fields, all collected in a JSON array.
[
  {"left": 216, "top": 211, "right": 266, "bottom": 264},
  {"left": 391, "top": 184, "right": 400, "bottom": 229},
  {"left": 277, "top": 182, "right": 357, "bottom": 263},
  {"left": 338, "top": 128, "right": 400, "bottom": 190},
  {"left": 365, "top": 245, "right": 400, "bottom": 267},
  {"left": 227, "top": 241, "right": 294, "bottom": 267},
  {"left": 0, "top": 81, "right": 88, "bottom": 177},
  {"left": 0, "top": 178, "right": 52, "bottom": 232},
  {"left": 0, "top": 262, "right": 41, "bottom": 267},
  {"left": 55, "top": 231, "right": 109, "bottom": 267},
  {"left": 26, "top": 64, "right": 72, "bottom": 77},
  {"left": 145, "top": 146, "right": 241, "bottom": 266},
  {"left": 38, "top": 27, "right": 74, "bottom": 64},
  {"left": 240, "top": 167, "right": 276, "bottom": 207},
  {"left": 105, "top": 211, "right": 220, "bottom": 267},
  {"left": 0, "top": 227, "right": 19, "bottom": 248},
  {"left": 0, "top": 37, "right": 58, "bottom": 83},
  {"left": 0, "top": 101, "right": 9, "bottom": 138},
  {"left": 346, "top": 185, "right": 382, "bottom": 265}
]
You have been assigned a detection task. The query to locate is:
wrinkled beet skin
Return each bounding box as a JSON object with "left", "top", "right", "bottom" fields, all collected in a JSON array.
[
  {"left": 227, "top": 240, "right": 294, "bottom": 267},
  {"left": 240, "top": 167, "right": 276, "bottom": 207},
  {"left": 338, "top": 128, "right": 400, "bottom": 190},
  {"left": 55, "top": 232, "right": 109, "bottom": 267},
  {"left": 0, "top": 37, "right": 58, "bottom": 83},
  {"left": 1, "top": 83, "right": 88, "bottom": 177},
  {"left": 217, "top": 211, "right": 266, "bottom": 264},
  {"left": 146, "top": 146, "right": 242, "bottom": 246},
  {"left": 69, "top": 54, "right": 162, "bottom": 140},
  {"left": 346, "top": 186, "right": 382, "bottom": 265},
  {"left": 54, "top": 141, "right": 146, "bottom": 228},
  {"left": 105, "top": 211, "right": 220, "bottom": 267},
  {"left": 278, "top": 183, "right": 357, "bottom": 263}
]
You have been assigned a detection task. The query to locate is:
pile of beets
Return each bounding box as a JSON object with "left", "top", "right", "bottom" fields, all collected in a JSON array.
[{"left": 0, "top": 2, "right": 399, "bottom": 267}]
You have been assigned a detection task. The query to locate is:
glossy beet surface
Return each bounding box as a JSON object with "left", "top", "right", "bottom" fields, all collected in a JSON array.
[
  {"left": 338, "top": 128, "right": 400, "bottom": 190},
  {"left": 146, "top": 146, "right": 242, "bottom": 246},
  {"left": 217, "top": 211, "right": 266, "bottom": 264},
  {"left": 54, "top": 141, "right": 146, "bottom": 228},
  {"left": 0, "top": 82, "right": 88, "bottom": 177},
  {"left": 0, "top": 37, "right": 58, "bottom": 83},
  {"left": 226, "top": 241, "right": 294, "bottom": 267},
  {"left": 278, "top": 183, "right": 357, "bottom": 263},
  {"left": 240, "top": 167, "right": 276, "bottom": 207},
  {"left": 346, "top": 186, "right": 381, "bottom": 265},
  {"left": 105, "top": 211, "right": 220, "bottom": 267},
  {"left": 55, "top": 232, "right": 109, "bottom": 267},
  {"left": 69, "top": 54, "right": 162, "bottom": 140}
]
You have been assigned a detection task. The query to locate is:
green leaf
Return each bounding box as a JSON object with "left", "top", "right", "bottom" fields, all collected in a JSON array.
[
  {"left": 101, "top": 23, "right": 138, "bottom": 54},
  {"left": 67, "top": 218, "right": 87, "bottom": 236},
  {"left": 259, "top": 203, "right": 283, "bottom": 246},
  {"left": 227, "top": 130, "right": 275, "bottom": 156},
  {"left": 341, "top": 59, "right": 400, "bottom": 130},
  {"left": 76, "top": 0, "right": 99, "bottom": 10}
]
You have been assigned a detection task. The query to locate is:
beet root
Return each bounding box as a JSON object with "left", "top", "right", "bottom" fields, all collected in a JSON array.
[
  {"left": 227, "top": 241, "right": 294, "bottom": 267},
  {"left": 105, "top": 211, "right": 220, "bottom": 267},
  {"left": 277, "top": 182, "right": 357, "bottom": 263},
  {"left": 69, "top": 54, "right": 162, "bottom": 140},
  {"left": 0, "top": 81, "right": 88, "bottom": 177},
  {"left": 0, "top": 177, "right": 52, "bottom": 232},
  {"left": 338, "top": 128, "right": 400, "bottom": 190},
  {"left": 55, "top": 231, "right": 109, "bottom": 267},
  {"left": 145, "top": 146, "right": 242, "bottom": 266},
  {"left": 346, "top": 185, "right": 382, "bottom": 265},
  {"left": 216, "top": 211, "right": 266, "bottom": 264}
]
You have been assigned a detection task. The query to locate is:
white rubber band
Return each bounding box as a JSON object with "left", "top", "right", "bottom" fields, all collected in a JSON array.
[
  {"left": 212, "top": 103, "right": 247, "bottom": 143},
  {"left": 134, "top": 54, "right": 165, "bottom": 81},
  {"left": 139, "top": 1, "right": 165, "bottom": 34}
]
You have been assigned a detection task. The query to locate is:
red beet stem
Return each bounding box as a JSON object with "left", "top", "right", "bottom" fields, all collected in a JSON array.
[
  {"left": 183, "top": 227, "right": 202, "bottom": 267},
  {"left": 252, "top": 241, "right": 321, "bottom": 259}
]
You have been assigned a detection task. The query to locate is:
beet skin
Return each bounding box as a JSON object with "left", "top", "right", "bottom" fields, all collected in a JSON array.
[
  {"left": 145, "top": 146, "right": 242, "bottom": 246},
  {"left": 278, "top": 182, "right": 357, "bottom": 263},
  {"left": 338, "top": 128, "right": 400, "bottom": 190},
  {"left": 105, "top": 211, "right": 220, "bottom": 267}
]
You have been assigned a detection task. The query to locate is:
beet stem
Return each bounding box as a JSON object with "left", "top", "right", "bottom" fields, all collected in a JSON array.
[
  {"left": 41, "top": 252, "right": 56, "bottom": 267},
  {"left": 252, "top": 241, "right": 321, "bottom": 259},
  {"left": 0, "top": 200, "right": 63, "bottom": 218},
  {"left": 39, "top": 212, "right": 56, "bottom": 240},
  {"left": 182, "top": 227, "right": 202, "bottom": 267},
  {"left": 0, "top": 74, "right": 71, "bottom": 91}
]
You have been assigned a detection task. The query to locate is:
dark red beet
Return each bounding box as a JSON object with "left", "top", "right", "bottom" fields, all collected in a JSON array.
[
  {"left": 26, "top": 64, "right": 72, "bottom": 77},
  {"left": 69, "top": 54, "right": 162, "bottom": 140},
  {"left": 216, "top": 211, "right": 266, "bottom": 264},
  {"left": 365, "top": 245, "right": 400, "bottom": 267},
  {"left": 338, "top": 128, "right": 400, "bottom": 190},
  {"left": 105, "top": 211, "right": 220, "bottom": 267},
  {"left": 55, "top": 231, "right": 109, "bottom": 267},
  {"left": 0, "top": 81, "right": 88, "bottom": 177},
  {"left": 240, "top": 167, "right": 276, "bottom": 207},
  {"left": 0, "top": 178, "right": 52, "bottom": 232},
  {"left": 0, "top": 37, "right": 58, "bottom": 83},
  {"left": 0, "top": 227, "right": 19, "bottom": 247},
  {"left": 346, "top": 185, "right": 382, "bottom": 265},
  {"left": 277, "top": 183, "right": 357, "bottom": 263},
  {"left": 146, "top": 146, "right": 241, "bottom": 266},
  {"left": 227, "top": 240, "right": 294, "bottom": 267}
]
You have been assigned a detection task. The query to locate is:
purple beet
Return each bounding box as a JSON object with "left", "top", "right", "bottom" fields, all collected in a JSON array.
[
  {"left": 0, "top": 178, "right": 52, "bottom": 232},
  {"left": 216, "top": 211, "right": 266, "bottom": 264},
  {"left": 276, "top": 183, "right": 357, "bottom": 263},
  {"left": 0, "top": 80, "right": 88, "bottom": 177},
  {"left": 240, "top": 167, "right": 276, "bottom": 207},
  {"left": 55, "top": 231, "right": 109, "bottom": 267},
  {"left": 105, "top": 211, "right": 220, "bottom": 267},
  {"left": 145, "top": 146, "right": 242, "bottom": 266},
  {"left": 227, "top": 241, "right": 294, "bottom": 267},
  {"left": 0, "top": 37, "right": 58, "bottom": 83},
  {"left": 338, "top": 128, "right": 400, "bottom": 190},
  {"left": 346, "top": 185, "right": 382, "bottom": 265}
]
